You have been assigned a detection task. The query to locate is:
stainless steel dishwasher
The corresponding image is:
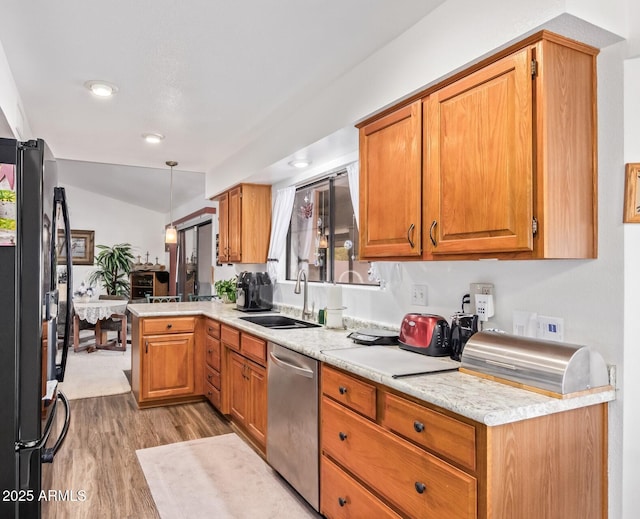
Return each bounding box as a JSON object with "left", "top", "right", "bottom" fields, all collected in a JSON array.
[{"left": 267, "top": 341, "right": 319, "bottom": 511}]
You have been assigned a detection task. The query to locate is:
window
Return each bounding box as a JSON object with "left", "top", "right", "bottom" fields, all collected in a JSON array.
[{"left": 286, "top": 173, "right": 375, "bottom": 285}]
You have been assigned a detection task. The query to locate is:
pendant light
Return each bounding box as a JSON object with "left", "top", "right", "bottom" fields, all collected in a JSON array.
[{"left": 165, "top": 160, "right": 178, "bottom": 244}]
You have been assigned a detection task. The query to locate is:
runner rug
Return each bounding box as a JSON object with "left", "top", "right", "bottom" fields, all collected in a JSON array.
[{"left": 136, "top": 433, "right": 320, "bottom": 519}]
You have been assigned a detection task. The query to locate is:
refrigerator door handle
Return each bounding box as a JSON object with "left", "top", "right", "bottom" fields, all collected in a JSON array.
[
  {"left": 15, "top": 391, "right": 58, "bottom": 454},
  {"left": 54, "top": 187, "right": 73, "bottom": 382},
  {"left": 41, "top": 391, "right": 70, "bottom": 463}
]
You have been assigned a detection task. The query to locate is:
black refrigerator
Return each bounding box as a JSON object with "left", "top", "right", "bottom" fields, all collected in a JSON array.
[{"left": 0, "top": 138, "right": 72, "bottom": 519}]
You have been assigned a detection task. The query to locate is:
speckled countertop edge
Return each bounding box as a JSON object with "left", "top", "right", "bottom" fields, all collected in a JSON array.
[{"left": 127, "top": 302, "right": 617, "bottom": 426}]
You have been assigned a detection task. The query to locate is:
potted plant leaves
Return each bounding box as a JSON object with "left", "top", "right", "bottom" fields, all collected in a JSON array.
[
  {"left": 88, "top": 243, "right": 135, "bottom": 296},
  {"left": 214, "top": 277, "right": 237, "bottom": 303}
]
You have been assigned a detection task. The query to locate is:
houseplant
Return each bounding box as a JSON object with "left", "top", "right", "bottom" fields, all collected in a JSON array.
[
  {"left": 88, "top": 243, "right": 135, "bottom": 296},
  {"left": 214, "top": 277, "right": 237, "bottom": 303}
]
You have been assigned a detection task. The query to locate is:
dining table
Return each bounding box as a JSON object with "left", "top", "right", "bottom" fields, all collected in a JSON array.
[{"left": 72, "top": 299, "right": 128, "bottom": 352}]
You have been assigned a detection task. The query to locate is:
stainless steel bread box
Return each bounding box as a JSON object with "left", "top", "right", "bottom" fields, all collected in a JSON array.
[{"left": 460, "top": 331, "right": 609, "bottom": 397}]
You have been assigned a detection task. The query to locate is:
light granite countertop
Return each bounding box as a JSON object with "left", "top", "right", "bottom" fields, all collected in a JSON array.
[{"left": 128, "top": 301, "right": 616, "bottom": 426}]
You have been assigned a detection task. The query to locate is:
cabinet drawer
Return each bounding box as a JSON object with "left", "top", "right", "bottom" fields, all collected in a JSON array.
[
  {"left": 321, "top": 456, "right": 402, "bottom": 519},
  {"left": 322, "top": 366, "right": 376, "bottom": 420},
  {"left": 204, "top": 381, "right": 221, "bottom": 409},
  {"left": 380, "top": 392, "right": 476, "bottom": 471},
  {"left": 205, "top": 319, "right": 221, "bottom": 339},
  {"left": 221, "top": 324, "right": 240, "bottom": 351},
  {"left": 205, "top": 335, "right": 221, "bottom": 371},
  {"left": 205, "top": 365, "right": 221, "bottom": 390},
  {"left": 142, "top": 317, "right": 195, "bottom": 335},
  {"left": 241, "top": 333, "right": 266, "bottom": 364},
  {"left": 322, "top": 397, "right": 476, "bottom": 519}
]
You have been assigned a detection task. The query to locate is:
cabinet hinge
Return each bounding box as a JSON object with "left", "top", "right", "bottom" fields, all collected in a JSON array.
[
  {"left": 531, "top": 59, "right": 538, "bottom": 79},
  {"left": 532, "top": 216, "right": 538, "bottom": 236}
]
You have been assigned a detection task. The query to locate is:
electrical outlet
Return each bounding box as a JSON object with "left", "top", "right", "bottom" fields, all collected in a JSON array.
[
  {"left": 411, "top": 284, "right": 428, "bottom": 306},
  {"left": 469, "top": 283, "right": 494, "bottom": 314},
  {"left": 475, "top": 293, "right": 494, "bottom": 321}
]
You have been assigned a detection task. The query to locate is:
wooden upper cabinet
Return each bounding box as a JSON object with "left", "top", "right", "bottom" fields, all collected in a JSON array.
[
  {"left": 359, "top": 100, "right": 422, "bottom": 259},
  {"left": 214, "top": 183, "right": 272, "bottom": 264},
  {"left": 227, "top": 186, "right": 242, "bottom": 262},
  {"left": 358, "top": 31, "right": 598, "bottom": 261},
  {"left": 424, "top": 34, "right": 597, "bottom": 259},
  {"left": 425, "top": 47, "right": 534, "bottom": 255},
  {"left": 217, "top": 191, "right": 230, "bottom": 263}
]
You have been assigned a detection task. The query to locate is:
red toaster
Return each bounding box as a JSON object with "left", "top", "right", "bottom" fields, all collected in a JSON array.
[{"left": 398, "top": 313, "right": 451, "bottom": 357}]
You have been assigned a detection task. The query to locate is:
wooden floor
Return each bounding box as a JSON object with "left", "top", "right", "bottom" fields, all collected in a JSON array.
[{"left": 42, "top": 394, "right": 232, "bottom": 519}]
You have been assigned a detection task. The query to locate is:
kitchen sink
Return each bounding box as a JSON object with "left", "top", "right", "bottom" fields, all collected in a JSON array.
[{"left": 239, "top": 315, "right": 321, "bottom": 330}]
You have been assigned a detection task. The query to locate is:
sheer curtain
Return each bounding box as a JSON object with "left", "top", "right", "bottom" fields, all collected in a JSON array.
[
  {"left": 266, "top": 186, "right": 295, "bottom": 282},
  {"left": 346, "top": 162, "right": 359, "bottom": 228}
]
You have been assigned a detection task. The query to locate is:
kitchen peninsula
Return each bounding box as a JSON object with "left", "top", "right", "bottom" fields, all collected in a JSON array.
[{"left": 128, "top": 301, "right": 614, "bottom": 519}]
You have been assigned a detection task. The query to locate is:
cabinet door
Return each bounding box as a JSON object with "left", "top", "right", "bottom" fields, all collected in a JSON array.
[
  {"left": 142, "top": 333, "right": 195, "bottom": 400},
  {"left": 218, "top": 192, "right": 230, "bottom": 263},
  {"left": 247, "top": 361, "right": 267, "bottom": 449},
  {"left": 425, "top": 47, "right": 533, "bottom": 255},
  {"left": 229, "top": 351, "right": 248, "bottom": 424},
  {"left": 227, "top": 186, "right": 242, "bottom": 262},
  {"left": 359, "top": 100, "right": 422, "bottom": 258}
]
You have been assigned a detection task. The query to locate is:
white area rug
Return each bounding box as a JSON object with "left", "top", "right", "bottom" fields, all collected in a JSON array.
[
  {"left": 57, "top": 348, "right": 131, "bottom": 400},
  {"left": 136, "top": 433, "right": 320, "bottom": 519}
]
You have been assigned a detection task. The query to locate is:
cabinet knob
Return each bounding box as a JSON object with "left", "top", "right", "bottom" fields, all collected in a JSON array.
[
  {"left": 207, "top": 374, "right": 212, "bottom": 381},
  {"left": 338, "top": 386, "right": 347, "bottom": 395},
  {"left": 338, "top": 497, "right": 347, "bottom": 507},
  {"left": 339, "top": 432, "right": 348, "bottom": 441},
  {"left": 413, "top": 421, "right": 425, "bottom": 433},
  {"left": 415, "top": 482, "right": 427, "bottom": 494},
  {"left": 208, "top": 327, "right": 213, "bottom": 334},
  {"left": 167, "top": 323, "right": 173, "bottom": 329},
  {"left": 208, "top": 349, "right": 213, "bottom": 354}
]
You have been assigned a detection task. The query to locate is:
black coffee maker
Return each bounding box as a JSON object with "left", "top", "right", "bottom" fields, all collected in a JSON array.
[
  {"left": 449, "top": 313, "right": 479, "bottom": 361},
  {"left": 236, "top": 272, "right": 273, "bottom": 312}
]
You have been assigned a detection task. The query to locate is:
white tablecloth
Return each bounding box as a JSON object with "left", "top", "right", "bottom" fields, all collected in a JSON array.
[{"left": 73, "top": 300, "right": 128, "bottom": 324}]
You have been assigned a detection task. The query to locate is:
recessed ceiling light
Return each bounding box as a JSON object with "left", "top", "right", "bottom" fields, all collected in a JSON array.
[
  {"left": 288, "top": 159, "right": 311, "bottom": 168},
  {"left": 142, "top": 132, "right": 165, "bottom": 144},
  {"left": 83, "top": 80, "right": 118, "bottom": 97}
]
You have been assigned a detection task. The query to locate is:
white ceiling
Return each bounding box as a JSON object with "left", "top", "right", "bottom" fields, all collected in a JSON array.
[{"left": 0, "top": 0, "right": 444, "bottom": 212}]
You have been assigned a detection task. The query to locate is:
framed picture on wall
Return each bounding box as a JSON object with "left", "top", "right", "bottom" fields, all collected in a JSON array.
[
  {"left": 624, "top": 163, "right": 640, "bottom": 223},
  {"left": 58, "top": 229, "right": 95, "bottom": 265}
]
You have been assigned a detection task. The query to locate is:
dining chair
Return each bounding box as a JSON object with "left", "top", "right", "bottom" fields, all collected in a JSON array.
[
  {"left": 146, "top": 295, "right": 182, "bottom": 303},
  {"left": 188, "top": 294, "right": 218, "bottom": 301}
]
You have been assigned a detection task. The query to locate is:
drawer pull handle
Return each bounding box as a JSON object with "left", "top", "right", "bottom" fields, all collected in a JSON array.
[
  {"left": 413, "top": 421, "right": 425, "bottom": 433},
  {"left": 167, "top": 323, "right": 173, "bottom": 329},
  {"left": 339, "top": 432, "right": 348, "bottom": 441},
  {"left": 338, "top": 497, "right": 347, "bottom": 507},
  {"left": 338, "top": 386, "right": 347, "bottom": 395},
  {"left": 415, "top": 482, "right": 427, "bottom": 494}
]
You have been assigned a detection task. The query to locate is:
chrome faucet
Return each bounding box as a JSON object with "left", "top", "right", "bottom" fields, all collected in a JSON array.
[{"left": 294, "top": 269, "right": 312, "bottom": 320}]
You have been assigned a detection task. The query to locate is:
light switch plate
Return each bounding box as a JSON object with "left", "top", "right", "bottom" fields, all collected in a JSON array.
[
  {"left": 537, "top": 315, "right": 564, "bottom": 342},
  {"left": 411, "top": 284, "right": 428, "bottom": 306}
]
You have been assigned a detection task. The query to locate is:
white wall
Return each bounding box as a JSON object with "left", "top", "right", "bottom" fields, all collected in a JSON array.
[
  {"left": 623, "top": 56, "right": 640, "bottom": 519},
  {"left": 61, "top": 183, "right": 166, "bottom": 294},
  {"left": 264, "top": 2, "right": 633, "bottom": 516}
]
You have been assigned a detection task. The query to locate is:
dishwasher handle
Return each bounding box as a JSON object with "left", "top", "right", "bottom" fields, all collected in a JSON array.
[{"left": 269, "top": 351, "right": 314, "bottom": 378}]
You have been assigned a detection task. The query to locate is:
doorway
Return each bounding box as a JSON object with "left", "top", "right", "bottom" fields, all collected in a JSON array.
[{"left": 177, "top": 221, "right": 212, "bottom": 300}]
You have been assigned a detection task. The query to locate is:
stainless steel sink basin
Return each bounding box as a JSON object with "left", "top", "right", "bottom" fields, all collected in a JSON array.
[{"left": 239, "top": 315, "right": 321, "bottom": 330}]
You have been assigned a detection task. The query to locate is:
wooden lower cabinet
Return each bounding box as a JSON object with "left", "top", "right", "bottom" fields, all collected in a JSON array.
[
  {"left": 228, "top": 350, "right": 267, "bottom": 451},
  {"left": 321, "top": 456, "right": 402, "bottom": 519},
  {"left": 142, "top": 332, "right": 195, "bottom": 400},
  {"left": 203, "top": 319, "right": 223, "bottom": 411},
  {"left": 322, "top": 396, "right": 476, "bottom": 519},
  {"left": 131, "top": 316, "right": 203, "bottom": 407},
  {"left": 321, "top": 365, "right": 607, "bottom": 519}
]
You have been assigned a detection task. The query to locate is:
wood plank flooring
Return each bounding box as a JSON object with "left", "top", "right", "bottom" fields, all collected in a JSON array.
[{"left": 41, "top": 394, "right": 232, "bottom": 519}]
